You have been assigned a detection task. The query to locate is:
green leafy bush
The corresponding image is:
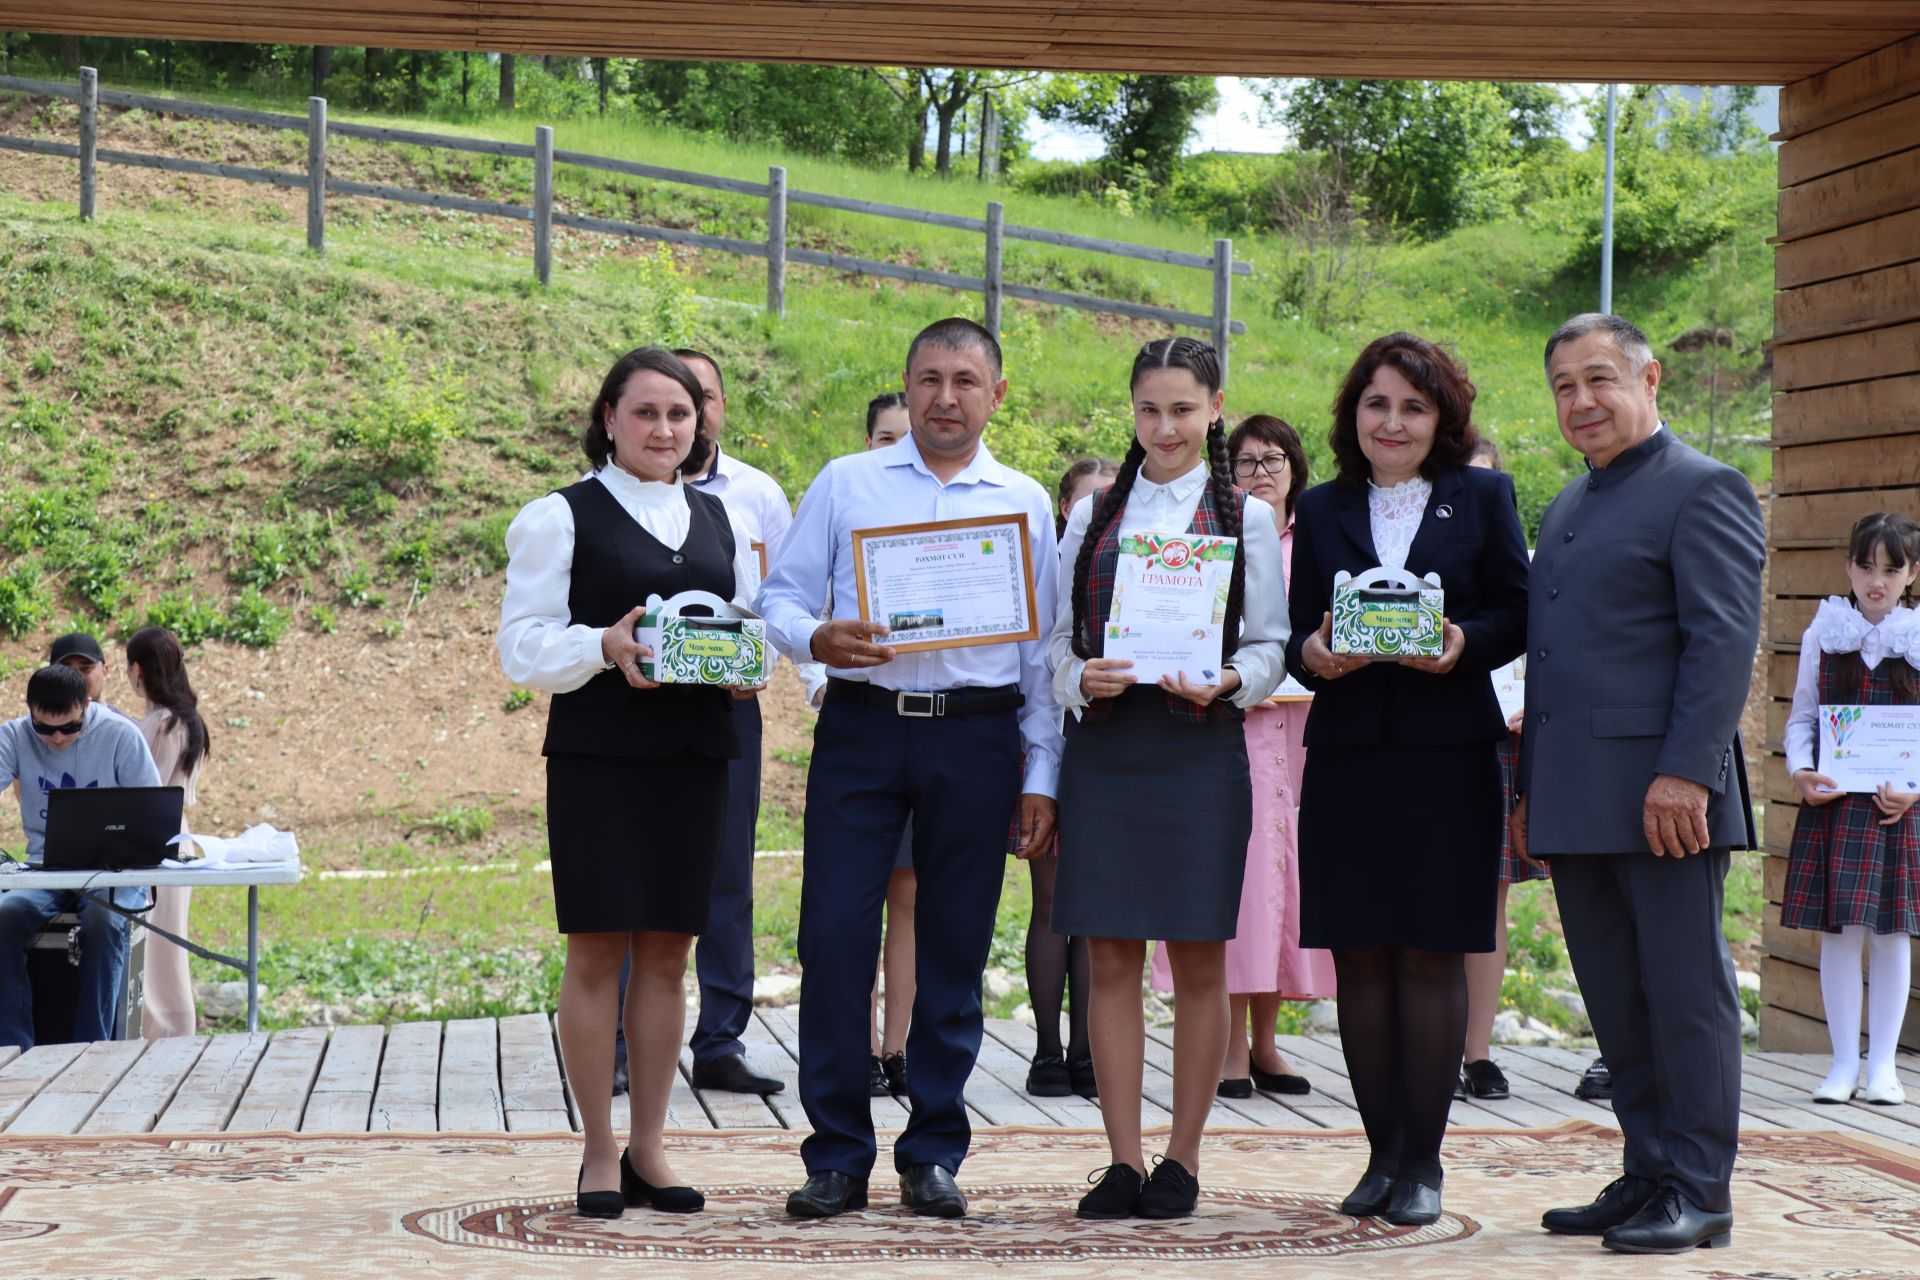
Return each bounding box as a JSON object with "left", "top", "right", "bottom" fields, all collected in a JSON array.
[
  {"left": 144, "top": 592, "right": 225, "bottom": 645},
  {"left": 331, "top": 332, "right": 466, "bottom": 483},
  {"left": 223, "top": 588, "right": 291, "bottom": 647},
  {"left": 0, "top": 563, "right": 52, "bottom": 638}
]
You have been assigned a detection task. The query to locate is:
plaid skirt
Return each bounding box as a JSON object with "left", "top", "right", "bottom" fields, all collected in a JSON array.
[
  {"left": 1782, "top": 795, "right": 1920, "bottom": 935},
  {"left": 1498, "top": 734, "right": 1550, "bottom": 885}
]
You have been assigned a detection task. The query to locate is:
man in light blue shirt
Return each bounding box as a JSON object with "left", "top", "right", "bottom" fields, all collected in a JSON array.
[{"left": 760, "top": 318, "right": 1062, "bottom": 1220}]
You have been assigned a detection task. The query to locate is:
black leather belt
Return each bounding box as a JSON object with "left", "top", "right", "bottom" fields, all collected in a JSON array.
[{"left": 826, "top": 677, "right": 1023, "bottom": 718}]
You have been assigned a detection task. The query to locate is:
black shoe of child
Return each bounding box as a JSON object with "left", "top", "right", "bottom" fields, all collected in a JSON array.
[
  {"left": 1027, "top": 1054, "right": 1072, "bottom": 1097},
  {"left": 881, "top": 1051, "right": 909, "bottom": 1097},
  {"left": 1077, "top": 1163, "right": 1144, "bottom": 1219},
  {"left": 1137, "top": 1156, "right": 1200, "bottom": 1219},
  {"left": 867, "top": 1055, "right": 890, "bottom": 1098},
  {"left": 1068, "top": 1055, "right": 1098, "bottom": 1098}
]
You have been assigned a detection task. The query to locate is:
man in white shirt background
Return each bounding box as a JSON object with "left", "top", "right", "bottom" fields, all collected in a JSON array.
[{"left": 759, "top": 318, "right": 1062, "bottom": 1221}]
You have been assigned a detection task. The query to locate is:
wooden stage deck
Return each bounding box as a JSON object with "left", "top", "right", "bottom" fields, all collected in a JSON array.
[{"left": 5, "top": 1009, "right": 1920, "bottom": 1149}]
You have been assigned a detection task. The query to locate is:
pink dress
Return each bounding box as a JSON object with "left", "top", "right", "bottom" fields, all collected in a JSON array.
[{"left": 1152, "top": 520, "right": 1338, "bottom": 997}]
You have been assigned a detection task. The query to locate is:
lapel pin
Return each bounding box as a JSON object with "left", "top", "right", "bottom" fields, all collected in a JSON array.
[{"left": 1435, "top": 504, "right": 1454, "bottom": 520}]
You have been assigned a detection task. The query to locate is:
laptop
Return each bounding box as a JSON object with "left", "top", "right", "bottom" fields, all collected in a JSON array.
[{"left": 42, "top": 787, "right": 185, "bottom": 871}]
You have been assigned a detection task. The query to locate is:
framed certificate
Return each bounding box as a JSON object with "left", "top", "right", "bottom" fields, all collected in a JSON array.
[
  {"left": 1819, "top": 704, "right": 1920, "bottom": 793},
  {"left": 850, "top": 513, "right": 1040, "bottom": 653},
  {"left": 751, "top": 540, "right": 769, "bottom": 579}
]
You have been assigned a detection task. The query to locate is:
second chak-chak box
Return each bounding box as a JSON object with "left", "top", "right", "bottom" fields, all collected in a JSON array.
[
  {"left": 1330, "top": 565, "right": 1445, "bottom": 659},
  {"left": 635, "top": 590, "right": 770, "bottom": 687}
]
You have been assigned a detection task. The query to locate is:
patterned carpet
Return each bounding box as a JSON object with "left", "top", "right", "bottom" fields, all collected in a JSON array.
[{"left": 8, "top": 1123, "right": 1920, "bottom": 1277}]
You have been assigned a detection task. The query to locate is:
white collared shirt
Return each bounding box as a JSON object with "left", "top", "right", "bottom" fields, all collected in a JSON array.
[
  {"left": 496, "top": 465, "right": 760, "bottom": 693},
  {"left": 1785, "top": 599, "right": 1920, "bottom": 774},
  {"left": 757, "top": 433, "right": 1064, "bottom": 796},
  {"left": 1048, "top": 461, "right": 1290, "bottom": 715},
  {"left": 689, "top": 444, "right": 826, "bottom": 688}
]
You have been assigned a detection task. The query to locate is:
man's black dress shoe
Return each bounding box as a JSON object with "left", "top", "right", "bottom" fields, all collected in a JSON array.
[
  {"left": 899, "top": 1164, "right": 967, "bottom": 1218},
  {"left": 1460, "top": 1058, "right": 1510, "bottom": 1100},
  {"left": 881, "top": 1051, "right": 909, "bottom": 1098},
  {"left": 1574, "top": 1056, "right": 1613, "bottom": 1102},
  {"left": 1339, "top": 1170, "right": 1397, "bottom": 1217},
  {"left": 1383, "top": 1179, "right": 1442, "bottom": 1226},
  {"left": 620, "top": 1148, "right": 704, "bottom": 1212},
  {"left": 576, "top": 1162, "right": 624, "bottom": 1219},
  {"left": 1027, "top": 1053, "right": 1071, "bottom": 1097},
  {"left": 1541, "top": 1173, "right": 1658, "bottom": 1235},
  {"left": 611, "top": 1051, "right": 629, "bottom": 1098},
  {"left": 1076, "top": 1163, "right": 1144, "bottom": 1219},
  {"left": 1137, "top": 1156, "right": 1199, "bottom": 1219},
  {"left": 1601, "top": 1186, "right": 1732, "bottom": 1254},
  {"left": 867, "top": 1055, "right": 891, "bottom": 1098},
  {"left": 1217, "top": 1077, "right": 1254, "bottom": 1099},
  {"left": 1068, "top": 1055, "right": 1098, "bottom": 1099},
  {"left": 690, "top": 1054, "right": 785, "bottom": 1096},
  {"left": 1251, "top": 1064, "right": 1311, "bottom": 1095},
  {"left": 786, "top": 1171, "right": 869, "bottom": 1218}
]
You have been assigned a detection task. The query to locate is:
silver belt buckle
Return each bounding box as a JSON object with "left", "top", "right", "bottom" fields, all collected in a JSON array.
[{"left": 896, "top": 691, "right": 945, "bottom": 718}]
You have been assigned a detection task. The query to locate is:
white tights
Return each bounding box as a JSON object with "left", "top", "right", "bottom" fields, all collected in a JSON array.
[{"left": 1819, "top": 925, "right": 1912, "bottom": 1094}]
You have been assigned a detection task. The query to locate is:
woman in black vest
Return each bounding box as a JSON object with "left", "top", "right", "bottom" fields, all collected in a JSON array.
[
  {"left": 1046, "top": 338, "right": 1289, "bottom": 1220},
  {"left": 498, "top": 347, "right": 759, "bottom": 1218}
]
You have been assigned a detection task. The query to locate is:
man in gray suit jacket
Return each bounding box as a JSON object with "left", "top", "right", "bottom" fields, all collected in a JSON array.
[{"left": 1514, "top": 314, "right": 1764, "bottom": 1255}]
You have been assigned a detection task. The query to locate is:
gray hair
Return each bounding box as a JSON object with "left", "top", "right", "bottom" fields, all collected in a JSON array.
[{"left": 1544, "top": 313, "right": 1654, "bottom": 376}]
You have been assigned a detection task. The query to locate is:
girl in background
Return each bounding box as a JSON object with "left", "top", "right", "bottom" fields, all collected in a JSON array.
[{"left": 127, "top": 626, "right": 209, "bottom": 1040}]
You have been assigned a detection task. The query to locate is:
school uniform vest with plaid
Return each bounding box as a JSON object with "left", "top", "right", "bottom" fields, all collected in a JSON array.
[
  {"left": 1783, "top": 618, "right": 1920, "bottom": 936},
  {"left": 1079, "top": 483, "right": 1245, "bottom": 726}
]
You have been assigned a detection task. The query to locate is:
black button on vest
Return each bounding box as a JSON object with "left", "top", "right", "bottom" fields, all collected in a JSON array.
[{"left": 542, "top": 477, "right": 741, "bottom": 762}]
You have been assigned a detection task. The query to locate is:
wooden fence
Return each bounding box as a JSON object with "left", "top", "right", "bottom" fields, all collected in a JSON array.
[{"left": 0, "top": 68, "right": 1250, "bottom": 376}]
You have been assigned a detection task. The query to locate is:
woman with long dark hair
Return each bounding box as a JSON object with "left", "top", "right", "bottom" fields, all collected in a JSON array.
[
  {"left": 126, "top": 625, "right": 210, "bottom": 1039},
  {"left": 1287, "top": 333, "right": 1529, "bottom": 1226},
  {"left": 498, "top": 346, "right": 761, "bottom": 1218},
  {"left": 1047, "top": 337, "right": 1289, "bottom": 1219}
]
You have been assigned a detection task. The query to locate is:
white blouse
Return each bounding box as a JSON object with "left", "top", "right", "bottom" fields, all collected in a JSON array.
[
  {"left": 496, "top": 465, "right": 761, "bottom": 693},
  {"left": 1784, "top": 598, "right": 1920, "bottom": 774},
  {"left": 1368, "top": 475, "right": 1433, "bottom": 572},
  {"left": 1047, "top": 461, "right": 1290, "bottom": 714}
]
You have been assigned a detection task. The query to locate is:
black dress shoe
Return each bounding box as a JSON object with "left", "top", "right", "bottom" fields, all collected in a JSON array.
[
  {"left": 1541, "top": 1173, "right": 1658, "bottom": 1235},
  {"left": 1076, "top": 1163, "right": 1144, "bottom": 1219},
  {"left": 1027, "top": 1053, "right": 1072, "bottom": 1097},
  {"left": 1339, "top": 1171, "right": 1397, "bottom": 1217},
  {"left": 1574, "top": 1056, "right": 1613, "bottom": 1102},
  {"left": 867, "top": 1055, "right": 891, "bottom": 1098},
  {"left": 786, "top": 1171, "right": 869, "bottom": 1218},
  {"left": 1460, "top": 1058, "right": 1510, "bottom": 1100},
  {"left": 1251, "top": 1064, "right": 1311, "bottom": 1095},
  {"left": 1602, "top": 1186, "right": 1732, "bottom": 1254},
  {"left": 1068, "top": 1055, "right": 1098, "bottom": 1098},
  {"left": 620, "top": 1148, "right": 704, "bottom": 1213},
  {"left": 576, "top": 1162, "right": 624, "bottom": 1219},
  {"left": 691, "top": 1054, "right": 785, "bottom": 1096},
  {"left": 881, "top": 1051, "right": 909, "bottom": 1097},
  {"left": 1137, "top": 1156, "right": 1199, "bottom": 1219},
  {"left": 899, "top": 1164, "right": 967, "bottom": 1218},
  {"left": 1383, "top": 1179, "right": 1442, "bottom": 1226},
  {"left": 611, "top": 1051, "right": 629, "bottom": 1098},
  {"left": 1217, "top": 1077, "right": 1254, "bottom": 1099}
]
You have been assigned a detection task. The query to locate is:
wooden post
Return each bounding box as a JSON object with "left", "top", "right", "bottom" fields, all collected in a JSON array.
[
  {"left": 306, "top": 96, "right": 327, "bottom": 253},
  {"left": 766, "top": 165, "right": 787, "bottom": 317},
  {"left": 1211, "top": 238, "right": 1234, "bottom": 384},
  {"left": 984, "top": 200, "right": 1004, "bottom": 340},
  {"left": 78, "top": 66, "right": 97, "bottom": 221},
  {"left": 534, "top": 124, "right": 553, "bottom": 285}
]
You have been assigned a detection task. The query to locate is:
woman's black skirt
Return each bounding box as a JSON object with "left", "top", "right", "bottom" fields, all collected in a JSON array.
[{"left": 546, "top": 752, "right": 728, "bottom": 934}]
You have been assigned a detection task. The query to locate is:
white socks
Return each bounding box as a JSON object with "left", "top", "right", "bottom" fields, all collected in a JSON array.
[{"left": 1819, "top": 925, "right": 1912, "bottom": 1099}]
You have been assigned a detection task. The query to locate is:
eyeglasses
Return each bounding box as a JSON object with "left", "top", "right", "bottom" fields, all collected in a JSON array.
[
  {"left": 30, "top": 717, "right": 84, "bottom": 737},
  {"left": 1232, "top": 454, "right": 1290, "bottom": 478}
]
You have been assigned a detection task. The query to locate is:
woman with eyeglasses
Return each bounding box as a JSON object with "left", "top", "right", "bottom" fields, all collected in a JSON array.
[{"left": 1149, "top": 415, "right": 1336, "bottom": 1099}]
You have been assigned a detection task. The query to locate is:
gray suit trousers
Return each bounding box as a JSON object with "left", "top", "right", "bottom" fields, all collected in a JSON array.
[{"left": 1550, "top": 849, "right": 1742, "bottom": 1213}]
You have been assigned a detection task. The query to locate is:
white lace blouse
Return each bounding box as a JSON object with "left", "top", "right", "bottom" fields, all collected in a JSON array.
[
  {"left": 1784, "top": 598, "right": 1920, "bottom": 774},
  {"left": 1368, "top": 475, "right": 1432, "bottom": 571}
]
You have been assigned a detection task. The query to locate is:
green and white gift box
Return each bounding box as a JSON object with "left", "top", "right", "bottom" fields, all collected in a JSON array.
[
  {"left": 1330, "top": 565, "right": 1445, "bottom": 659},
  {"left": 635, "top": 590, "right": 770, "bottom": 687}
]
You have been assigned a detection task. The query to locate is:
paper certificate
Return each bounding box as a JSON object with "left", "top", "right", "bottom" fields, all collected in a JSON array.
[
  {"left": 1103, "top": 531, "right": 1238, "bottom": 685},
  {"left": 851, "top": 513, "right": 1039, "bottom": 653},
  {"left": 1819, "top": 704, "right": 1920, "bottom": 794}
]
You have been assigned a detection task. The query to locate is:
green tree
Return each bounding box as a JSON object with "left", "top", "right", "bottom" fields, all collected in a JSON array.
[{"left": 1039, "top": 74, "right": 1220, "bottom": 183}]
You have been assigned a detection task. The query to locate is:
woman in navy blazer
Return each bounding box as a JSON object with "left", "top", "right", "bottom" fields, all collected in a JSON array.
[{"left": 1284, "top": 333, "right": 1529, "bottom": 1227}]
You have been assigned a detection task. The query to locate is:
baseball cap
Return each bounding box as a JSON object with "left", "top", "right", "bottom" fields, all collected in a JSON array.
[{"left": 49, "top": 632, "right": 106, "bottom": 665}]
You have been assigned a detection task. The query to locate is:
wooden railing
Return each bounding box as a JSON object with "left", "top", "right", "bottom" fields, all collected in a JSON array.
[{"left": 0, "top": 68, "right": 1251, "bottom": 375}]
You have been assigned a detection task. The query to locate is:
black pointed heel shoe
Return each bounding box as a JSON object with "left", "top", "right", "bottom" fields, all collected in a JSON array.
[
  {"left": 621, "top": 1147, "right": 705, "bottom": 1213},
  {"left": 576, "top": 1162, "right": 624, "bottom": 1219}
]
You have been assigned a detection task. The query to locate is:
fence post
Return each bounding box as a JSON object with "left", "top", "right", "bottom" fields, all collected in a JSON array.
[
  {"left": 984, "top": 200, "right": 1004, "bottom": 340},
  {"left": 533, "top": 124, "right": 553, "bottom": 285},
  {"left": 766, "top": 165, "right": 787, "bottom": 317},
  {"left": 1211, "top": 238, "right": 1233, "bottom": 384},
  {"left": 78, "top": 66, "right": 97, "bottom": 220},
  {"left": 306, "top": 96, "right": 327, "bottom": 253}
]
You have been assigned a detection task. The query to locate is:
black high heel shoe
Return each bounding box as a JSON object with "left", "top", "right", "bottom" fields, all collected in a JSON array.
[
  {"left": 576, "top": 1162, "right": 624, "bottom": 1219},
  {"left": 622, "top": 1147, "right": 706, "bottom": 1213}
]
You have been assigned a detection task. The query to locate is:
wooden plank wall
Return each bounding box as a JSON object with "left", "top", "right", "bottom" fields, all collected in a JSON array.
[{"left": 1761, "top": 31, "right": 1920, "bottom": 1052}]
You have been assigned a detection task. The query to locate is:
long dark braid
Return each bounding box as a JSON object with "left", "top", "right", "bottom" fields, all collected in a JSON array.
[
  {"left": 1070, "top": 438, "right": 1148, "bottom": 660},
  {"left": 1204, "top": 416, "right": 1248, "bottom": 659}
]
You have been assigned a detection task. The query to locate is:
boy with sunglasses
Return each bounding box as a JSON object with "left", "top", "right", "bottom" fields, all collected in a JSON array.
[{"left": 0, "top": 664, "right": 161, "bottom": 1048}]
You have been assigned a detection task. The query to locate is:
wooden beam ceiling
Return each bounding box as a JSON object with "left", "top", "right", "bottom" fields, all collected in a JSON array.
[{"left": 5, "top": 1, "right": 1920, "bottom": 83}]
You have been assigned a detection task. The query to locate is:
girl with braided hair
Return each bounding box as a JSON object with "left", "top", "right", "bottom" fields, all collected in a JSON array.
[{"left": 1046, "top": 336, "right": 1290, "bottom": 1220}]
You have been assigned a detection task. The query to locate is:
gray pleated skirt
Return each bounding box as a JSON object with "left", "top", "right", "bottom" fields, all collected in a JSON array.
[{"left": 1051, "top": 686, "right": 1253, "bottom": 941}]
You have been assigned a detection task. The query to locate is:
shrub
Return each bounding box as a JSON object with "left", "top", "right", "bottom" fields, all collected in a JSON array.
[
  {"left": 223, "top": 588, "right": 290, "bottom": 647},
  {"left": 0, "top": 563, "right": 52, "bottom": 638},
  {"left": 331, "top": 333, "right": 466, "bottom": 483},
  {"left": 502, "top": 688, "right": 536, "bottom": 713},
  {"left": 144, "top": 592, "right": 225, "bottom": 645},
  {"left": 424, "top": 804, "right": 495, "bottom": 844},
  {"left": 337, "top": 563, "right": 387, "bottom": 609},
  {"left": 309, "top": 603, "right": 339, "bottom": 634},
  {"left": 66, "top": 542, "right": 133, "bottom": 615}
]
